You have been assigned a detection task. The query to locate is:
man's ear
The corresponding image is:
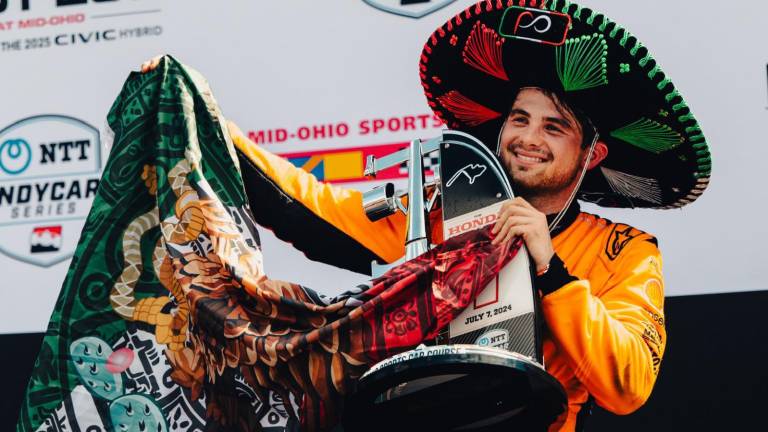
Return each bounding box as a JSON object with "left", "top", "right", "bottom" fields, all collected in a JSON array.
[{"left": 586, "top": 140, "right": 608, "bottom": 170}]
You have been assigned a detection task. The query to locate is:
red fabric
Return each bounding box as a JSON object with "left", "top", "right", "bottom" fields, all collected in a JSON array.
[{"left": 174, "top": 225, "right": 520, "bottom": 430}]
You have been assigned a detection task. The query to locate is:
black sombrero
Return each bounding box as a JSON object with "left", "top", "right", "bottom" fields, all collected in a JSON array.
[{"left": 419, "top": 0, "right": 711, "bottom": 209}]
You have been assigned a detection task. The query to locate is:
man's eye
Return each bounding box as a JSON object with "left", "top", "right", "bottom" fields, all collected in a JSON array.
[
  {"left": 510, "top": 116, "right": 527, "bottom": 124},
  {"left": 545, "top": 124, "right": 563, "bottom": 134}
]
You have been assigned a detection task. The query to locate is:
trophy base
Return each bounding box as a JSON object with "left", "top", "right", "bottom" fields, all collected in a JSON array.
[{"left": 344, "top": 345, "right": 566, "bottom": 432}]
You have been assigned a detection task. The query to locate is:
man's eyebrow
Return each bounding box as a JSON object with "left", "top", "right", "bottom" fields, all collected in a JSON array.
[
  {"left": 546, "top": 116, "right": 574, "bottom": 130},
  {"left": 509, "top": 108, "right": 577, "bottom": 131}
]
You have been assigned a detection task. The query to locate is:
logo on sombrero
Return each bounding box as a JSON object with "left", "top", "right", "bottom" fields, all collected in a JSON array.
[
  {"left": 363, "top": 0, "right": 457, "bottom": 19},
  {"left": 499, "top": 6, "right": 571, "bottom": 46},
  {"left": 0, "top": 115, "right": 101, "bottom": 267}
]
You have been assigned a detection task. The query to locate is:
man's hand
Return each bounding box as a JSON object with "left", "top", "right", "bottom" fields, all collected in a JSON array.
[
  {"left": 140, "top": 55, "right": 164, "bottom": 73},
  {"left": 491, "top": 197, "right": 554, "bottom": 272}
]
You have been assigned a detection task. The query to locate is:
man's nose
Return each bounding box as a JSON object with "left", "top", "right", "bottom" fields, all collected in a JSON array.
[{"left": 517, "top": 124, "right": 544, "bottom": 148}]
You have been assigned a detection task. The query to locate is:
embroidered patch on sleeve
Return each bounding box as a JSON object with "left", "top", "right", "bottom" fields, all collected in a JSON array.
[{"left": 605, "top": 224, "right": 637, "bottom": 260}]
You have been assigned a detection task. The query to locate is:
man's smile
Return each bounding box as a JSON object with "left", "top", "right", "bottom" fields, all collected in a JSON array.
[{"left": 512, "top": 148, "right": 550, "bottom": 167}]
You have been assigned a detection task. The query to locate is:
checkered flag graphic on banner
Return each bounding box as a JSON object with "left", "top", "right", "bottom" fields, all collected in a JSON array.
[{"left": 399, "top": 154, "right": 440, "bottom": 176}]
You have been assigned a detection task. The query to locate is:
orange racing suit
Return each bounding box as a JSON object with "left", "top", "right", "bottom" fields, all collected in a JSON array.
[{"left": 231, "top": 131, "right": 667, "bottom": 432}]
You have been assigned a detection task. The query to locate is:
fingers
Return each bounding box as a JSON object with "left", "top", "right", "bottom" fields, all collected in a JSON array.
[
  {"left": 491, "top": 214, "right": 532, "bottom": 235},
  {"left": 500, "top": 198, "right": 538, "bottom": 216},
  {"left": 493, "top": 199, "right": 539, "bottom": 232},
  {"left": 491, "top": 197, "right": 549, "bottom": 246},
  {"left": 140, "top": 55, "right": 163, "bottom": 73},
  {"left": 499, "top": 225, "right": 523, "bottom": 245},
  {"left": 491, "top": 216, "right": 533, "bottom": 245}
]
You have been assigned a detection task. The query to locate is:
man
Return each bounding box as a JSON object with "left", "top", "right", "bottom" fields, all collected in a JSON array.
[{"left": 139, "top": 1, "right": 710, "bottom": 430}]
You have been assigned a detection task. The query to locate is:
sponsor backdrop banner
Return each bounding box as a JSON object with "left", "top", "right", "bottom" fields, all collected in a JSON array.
[{"left": 0, "top": 0, "right": 765, "bottom": 334}]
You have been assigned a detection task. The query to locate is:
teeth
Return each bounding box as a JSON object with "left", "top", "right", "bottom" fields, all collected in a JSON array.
[{"left": 517, "top": 154, "right": 544, "bottom": 163}]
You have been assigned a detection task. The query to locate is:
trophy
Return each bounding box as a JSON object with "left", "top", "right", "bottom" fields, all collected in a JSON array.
[{"left": 343, "top": 131, "right": 566, "bottom": 431}]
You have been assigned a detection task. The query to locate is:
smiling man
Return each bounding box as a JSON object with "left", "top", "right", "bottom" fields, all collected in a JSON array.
[
  {"left": 499, "top": 88, "right": 607, "bottom": 212},
  {"left": 490, "top": 87, "right": 608, "bottom": 278},
  {"left": 410, "top": 1, "right": 709, "bottom": 428}
]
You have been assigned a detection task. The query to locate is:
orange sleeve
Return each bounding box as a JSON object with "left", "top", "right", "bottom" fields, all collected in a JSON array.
[
  {"left": 229, "top": 126, "right": 409, "bottom": 273},
  {"left": 541, "top": 237, "right": 666, "bottom": 414}
]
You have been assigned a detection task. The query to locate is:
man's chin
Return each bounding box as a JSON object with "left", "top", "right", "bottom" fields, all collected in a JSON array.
[{"left": 510, "top": 169, "right": 543, "bottom": 188}]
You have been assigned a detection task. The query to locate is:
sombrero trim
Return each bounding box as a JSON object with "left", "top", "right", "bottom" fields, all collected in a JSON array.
[{"left": 420, "top": 0, "right": 712, "bottom": 209}]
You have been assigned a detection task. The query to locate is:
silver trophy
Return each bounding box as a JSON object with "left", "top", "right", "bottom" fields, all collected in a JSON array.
[{"left": 344, "top": 130, "right": 566, "bottom": 431}]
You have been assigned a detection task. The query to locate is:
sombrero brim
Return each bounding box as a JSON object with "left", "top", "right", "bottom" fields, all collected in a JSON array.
[{"left": 420, "top": 0, "right": 711, "bottom": 209}]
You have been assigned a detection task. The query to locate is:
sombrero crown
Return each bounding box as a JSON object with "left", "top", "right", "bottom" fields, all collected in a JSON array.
[{"left": 420, "top": 0, "right": 711, "bottom": 209}]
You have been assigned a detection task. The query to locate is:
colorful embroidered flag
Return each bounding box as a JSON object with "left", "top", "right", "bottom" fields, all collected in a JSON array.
[{"left": 17, "top": 57, "right": 518, "bottom": 432}]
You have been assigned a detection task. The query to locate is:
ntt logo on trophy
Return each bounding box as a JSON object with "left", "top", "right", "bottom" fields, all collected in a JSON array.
[
  {"left": 476, "top": 329, "right": 509, "bottom": 350},
  {"left": 0, "top": 115, "right": 101, "bottom": 267}
]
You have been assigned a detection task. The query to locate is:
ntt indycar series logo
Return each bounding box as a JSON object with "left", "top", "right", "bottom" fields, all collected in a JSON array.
[{"left": 0, "top": 115, "right": 101, "bottom": 267}]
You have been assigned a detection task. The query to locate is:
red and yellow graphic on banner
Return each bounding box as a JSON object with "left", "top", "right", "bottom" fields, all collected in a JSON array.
[{"left": 279, "top": 142, "right": 422, "bottom": 183}]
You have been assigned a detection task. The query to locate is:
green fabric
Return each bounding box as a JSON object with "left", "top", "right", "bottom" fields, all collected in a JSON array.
[{"left": 16, "top": 56, "right": 243, "bottom": 432}]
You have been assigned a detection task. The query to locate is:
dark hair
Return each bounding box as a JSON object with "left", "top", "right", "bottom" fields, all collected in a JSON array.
[{"left": 509, "top": 87, "right": 597, "bottom": 149}]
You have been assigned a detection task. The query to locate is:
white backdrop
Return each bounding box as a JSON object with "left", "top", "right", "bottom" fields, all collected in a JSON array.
[{"left": 0, "top": 0, "right": 766, "bottom": 334}]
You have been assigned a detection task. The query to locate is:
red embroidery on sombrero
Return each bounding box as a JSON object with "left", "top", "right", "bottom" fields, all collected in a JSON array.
[
  {"left": 437, "top": 90, "right": 501, "bottom": 127},
  {"left": 463, "top": 21, "right": 509, "bottom": 81}
]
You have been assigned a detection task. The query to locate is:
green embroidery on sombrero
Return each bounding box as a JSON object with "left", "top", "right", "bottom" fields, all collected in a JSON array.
[
  {"left": 598, "top": 17, "right": 611, "bottom": 32},
  {"left": 609, "top": 25, "right": 620, "bottom": 39},
  {"left": 601, "top": 166, "right": 663, "bottom": 204},
  {"left": 638, "top": 52, "right": 652, "bottom": 67},
  {"left": 610, "top": 118, "right": 684, "bottom": 154},
  {"left": 678, "top": 112, "right": 695, "bottom": 123},
  {"left": 555, "top": 33, "right": 608, "bottom": 92},
  {"left": 664, "top": 89, "right": 681, "bottom": 103}
]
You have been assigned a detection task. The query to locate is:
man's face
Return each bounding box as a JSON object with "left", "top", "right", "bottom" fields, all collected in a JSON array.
[{"left": 498, "top": 88, "right": 588, "bottom": 197}]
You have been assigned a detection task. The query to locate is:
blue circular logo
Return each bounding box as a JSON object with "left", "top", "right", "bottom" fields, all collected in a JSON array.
[
  {"left": 0, "top": 138, "right": 32, "bottom": 175},
  {"left": 478, "top": 337, "right": 489, "bottom": 346}
]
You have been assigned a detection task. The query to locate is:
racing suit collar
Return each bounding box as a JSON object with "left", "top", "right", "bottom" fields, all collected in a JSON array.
[{"left": 547, "top": 201, "right": 581, "bottom": 238}]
